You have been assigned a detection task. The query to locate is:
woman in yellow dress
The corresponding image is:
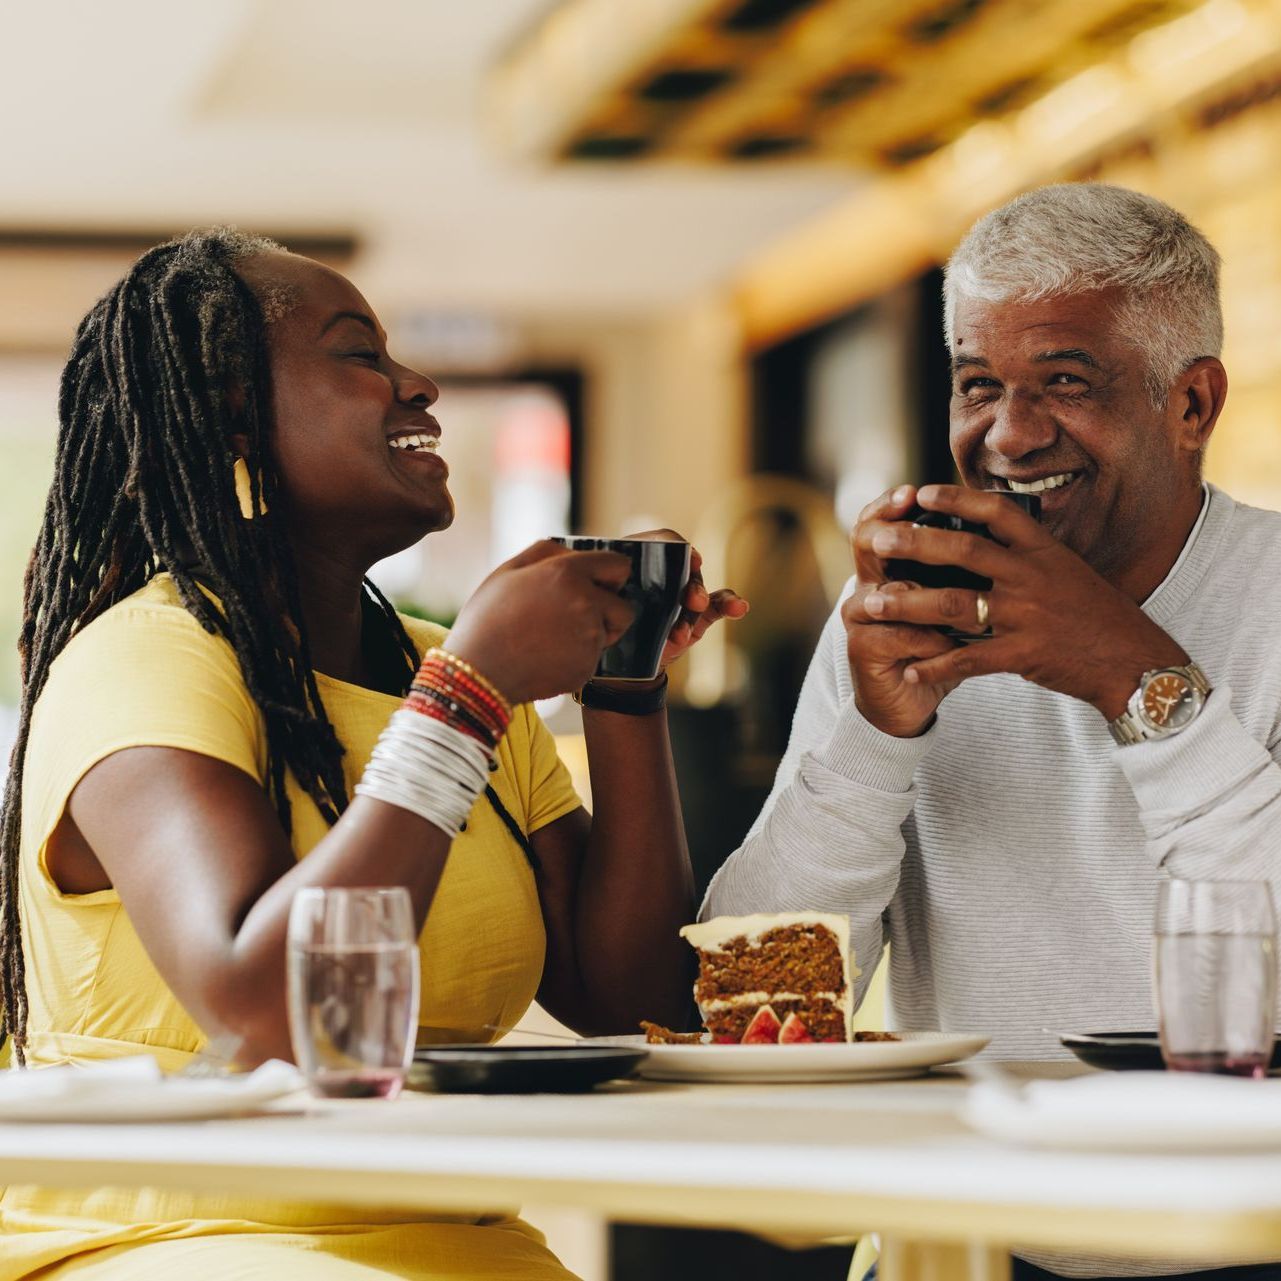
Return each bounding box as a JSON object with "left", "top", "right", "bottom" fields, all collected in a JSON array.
[{"left": 0, "top": 230, "right": 746, "bottom": 1278}]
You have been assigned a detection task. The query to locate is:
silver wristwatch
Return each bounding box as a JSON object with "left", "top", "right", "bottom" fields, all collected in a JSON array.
[{"left": 1107, "top": 662, "right": 1211, "bottom": 746}]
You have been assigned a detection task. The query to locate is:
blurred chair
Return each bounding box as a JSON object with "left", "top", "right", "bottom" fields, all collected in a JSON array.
[
  {"left": 668, "top": 474, "right": 851, "bottom": 899},
  {"left": 684, "top": 473, "right": 852, "bottom": 711}
]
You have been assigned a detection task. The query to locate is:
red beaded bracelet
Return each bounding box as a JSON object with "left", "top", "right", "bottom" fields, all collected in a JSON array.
[{"left": 404, "top": 648, "right": 512, "bottom": 750}]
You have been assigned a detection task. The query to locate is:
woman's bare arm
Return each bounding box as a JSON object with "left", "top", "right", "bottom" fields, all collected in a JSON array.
[
  {"left": 62, "top": 746, "right": 449, "bottom": 1064},
  {"left": 530, "top": 700, "right": 695, "bottom": 1036}
]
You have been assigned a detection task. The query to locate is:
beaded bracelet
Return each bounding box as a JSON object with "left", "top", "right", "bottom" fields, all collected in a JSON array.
[
  {"left": 406, "top": 686, "right": 500, "bottom": 747},
  {"left": 423, "top": 649, "right": 512, "bottom": 715},
  {"left": 408, "top": 648, "right": 513, "bottom": 750}
]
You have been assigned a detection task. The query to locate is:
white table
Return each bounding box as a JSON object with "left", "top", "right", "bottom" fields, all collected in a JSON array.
[{"left": 1, "top": 1065, "right": 1279, "bottom": 1281}]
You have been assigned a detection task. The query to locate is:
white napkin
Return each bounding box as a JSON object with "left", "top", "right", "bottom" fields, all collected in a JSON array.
[
  {"left": 965, "top": 1070, "right": 1281, "bottom": 1152},
  {"left": 0, "top": 1055, "right": 161, "bottom": 1103},
  {"left": 0, "top": 1056, "right": 305, "bottom": 1121}
]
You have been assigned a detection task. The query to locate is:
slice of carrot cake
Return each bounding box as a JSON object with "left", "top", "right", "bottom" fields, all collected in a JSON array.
[{"left": 679, "top": 913, "right": 859, "bottom": 1044}]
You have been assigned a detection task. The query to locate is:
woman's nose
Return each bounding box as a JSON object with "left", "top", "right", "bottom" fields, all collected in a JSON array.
[
  {"left": 395, "top": 364, "right": 439, "bottom": 407},
  {"left": 984, "top": 389, "right": 1056, "bottom": 460}
]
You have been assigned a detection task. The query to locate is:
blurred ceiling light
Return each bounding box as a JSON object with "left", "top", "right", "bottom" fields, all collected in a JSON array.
[
  {"left": 1017, "top": 66, "right": 1129, "bottom": 148},
  {"left": 1126, "top": 0, "right": 1281, "bottom": 112},
  {"left": 1128, "top": 0, "right": 1250, "bottom": 76},
  {"left": 938, "top": 121, "right": 1016, "bottom": 195}
]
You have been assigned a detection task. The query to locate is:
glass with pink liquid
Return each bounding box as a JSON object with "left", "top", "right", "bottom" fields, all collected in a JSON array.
[
  {"left": 287, "top": 887, "right": 420, "bottom": 1099},
  {"left": 1154, "top": 878, "right": 1277, "bottom": 1078}
]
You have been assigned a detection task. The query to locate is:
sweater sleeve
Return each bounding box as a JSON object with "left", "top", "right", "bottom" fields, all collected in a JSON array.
[
  {"left": 1115, "top": 683, "right": 1281, "bottom": 886},
  {"left": 700, "top": 591, "right": 933, "bottom": 1006}
]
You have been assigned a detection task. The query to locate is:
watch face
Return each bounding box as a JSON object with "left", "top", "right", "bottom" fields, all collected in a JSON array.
[{"left": 1141, "top": 672, "right": 1196, "bottom": 730}]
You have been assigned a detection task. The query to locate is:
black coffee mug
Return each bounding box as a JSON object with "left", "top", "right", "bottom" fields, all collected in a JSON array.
[
  {"left": 884, "top": 490, "right": 1040, "bottom": 641},
  {"left": 551, "top": 536, "right": 692, "bottom": 680}
]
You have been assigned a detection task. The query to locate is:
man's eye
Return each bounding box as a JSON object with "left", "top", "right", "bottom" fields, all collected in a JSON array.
[
  {"left": 1049, "top": 372, "right": 1085, "bottom": 387},
  {"left": 958, "top": 377, "right": 998, "bottom": 395},
  {"left": 346, "top": 349, "right": 380, "bottom": 363}
]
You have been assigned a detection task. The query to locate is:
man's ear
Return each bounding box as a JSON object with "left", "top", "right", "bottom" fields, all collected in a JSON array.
[{"left": 1173, "top": 357, "right": 1228, "bottom": 455}]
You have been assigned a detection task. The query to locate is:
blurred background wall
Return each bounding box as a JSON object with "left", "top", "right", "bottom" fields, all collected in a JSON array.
[{"left": 6, "top": 2, "right": 1281, "bottom": 1276}]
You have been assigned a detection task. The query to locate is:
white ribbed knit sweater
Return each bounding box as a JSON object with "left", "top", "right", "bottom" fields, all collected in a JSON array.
[{"left": 704, "top": 486, "right": 1281, "bottom": 1277}]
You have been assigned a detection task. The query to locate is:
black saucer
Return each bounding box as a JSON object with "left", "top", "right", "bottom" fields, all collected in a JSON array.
[
  {"left": 408, "top": 1044, "right": 647, "bottom": 1094},
  {"left": 1060, "top": 1031, "right": 1281, "bottom": 1072}
]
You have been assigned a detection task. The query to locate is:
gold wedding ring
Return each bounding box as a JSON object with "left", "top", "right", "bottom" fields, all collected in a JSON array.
[{"left": 975, "top": 593, "right": 990, "bottom": 630}]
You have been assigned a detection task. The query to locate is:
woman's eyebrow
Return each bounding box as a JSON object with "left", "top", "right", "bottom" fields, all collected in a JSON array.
[{"left": 319, "top": 310, "right": 380, "bottom": 338}]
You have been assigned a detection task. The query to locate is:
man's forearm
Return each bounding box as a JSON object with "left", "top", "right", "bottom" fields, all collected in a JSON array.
[{"left": 1118, "top": 684, "right": 1281, "bottom": 883}]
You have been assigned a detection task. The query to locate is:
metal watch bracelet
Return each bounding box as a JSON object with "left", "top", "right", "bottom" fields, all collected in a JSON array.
[{"left": 1107, "top": 662, "right": 1210, "bottom": 746}]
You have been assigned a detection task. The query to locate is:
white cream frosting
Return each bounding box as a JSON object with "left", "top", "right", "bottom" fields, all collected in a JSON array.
[
  {"left": 680, "top": 913, "right": 858, "bottom": 1039},
  {"left": 700, "top": 991, "right": 844, "bottom": 1012}
]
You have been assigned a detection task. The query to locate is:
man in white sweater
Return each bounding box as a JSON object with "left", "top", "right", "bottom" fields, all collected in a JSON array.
[{"left": 704, "top": 183, "right": 1281, "bottom": 1279}]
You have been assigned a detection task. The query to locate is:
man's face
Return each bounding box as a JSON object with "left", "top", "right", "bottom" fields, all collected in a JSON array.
[{"left": 948, "top": 288, "right": 1192, "bottom": 583}]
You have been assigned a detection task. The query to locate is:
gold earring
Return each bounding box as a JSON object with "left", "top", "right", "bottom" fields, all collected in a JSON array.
[{"left": 232, "top": 456, "right": 268, "bottom": 519}]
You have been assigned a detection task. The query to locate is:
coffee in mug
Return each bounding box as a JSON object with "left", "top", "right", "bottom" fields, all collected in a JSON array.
[{"left": 550, "top": 536, "right": 692, "bottom": 681}]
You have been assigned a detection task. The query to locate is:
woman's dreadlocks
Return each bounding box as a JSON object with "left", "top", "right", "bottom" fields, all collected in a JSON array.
[{"left": 0, "top": 230, "right": 419, "bottom": 1063}]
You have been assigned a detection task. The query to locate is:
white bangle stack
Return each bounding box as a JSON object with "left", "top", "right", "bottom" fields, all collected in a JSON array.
[{"left": 355, "top": 709, "right": 492, "bottom": 837}]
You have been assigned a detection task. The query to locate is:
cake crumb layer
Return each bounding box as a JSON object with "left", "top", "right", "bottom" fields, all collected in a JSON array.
[{"left": 682, "top": 914, "right": 856, "bottom": 1043}]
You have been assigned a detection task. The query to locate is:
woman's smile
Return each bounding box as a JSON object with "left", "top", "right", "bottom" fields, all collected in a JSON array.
[{"left": 387, "top": 424, "right": 448, "bottom": 475}]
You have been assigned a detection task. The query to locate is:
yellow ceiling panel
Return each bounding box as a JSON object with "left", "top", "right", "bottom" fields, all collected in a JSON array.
[{"left": 489, "top": 0, "right": 1202, "bottom": 166}]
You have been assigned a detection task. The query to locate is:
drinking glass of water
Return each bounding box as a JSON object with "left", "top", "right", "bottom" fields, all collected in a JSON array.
[
  {"left": 1154, "top": 878, "right": 1277, "bottom": 1078},
  {"left": 287, "top": 886, "right": 420, "bottom": 1099}
]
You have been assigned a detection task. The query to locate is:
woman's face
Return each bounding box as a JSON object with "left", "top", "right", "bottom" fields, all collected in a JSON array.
[{"left": 238, "top": 252, "right": 452, "bottom": 566}]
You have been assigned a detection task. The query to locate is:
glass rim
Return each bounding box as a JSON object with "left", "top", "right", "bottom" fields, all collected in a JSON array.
[
  {"left": 1155, "top": 877, "right": 1277, "bottom": 935},
  {"left": 287, "top": 884, "right": 416, "bottom": 946},
  {"left": 291, "top": 885, "right": 413, "bottom": 901}
]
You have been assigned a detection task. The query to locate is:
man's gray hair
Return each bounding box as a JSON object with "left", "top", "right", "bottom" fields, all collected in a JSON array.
[{"left": 943, "top": 183, "right": 1222, "bottom": 403}]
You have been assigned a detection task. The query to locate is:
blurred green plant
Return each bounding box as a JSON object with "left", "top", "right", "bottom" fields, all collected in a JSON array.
[{"left": 393, "top": 599, "right": 456, "bottom": 630}]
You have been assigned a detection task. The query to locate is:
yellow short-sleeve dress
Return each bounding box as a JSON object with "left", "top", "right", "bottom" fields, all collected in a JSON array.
[{"left": 0, "top": 574, "right": 582, "bottom": 1280}]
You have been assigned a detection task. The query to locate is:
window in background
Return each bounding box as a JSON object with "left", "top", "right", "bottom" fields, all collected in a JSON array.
[
  {"left": 808, "top": 285, "right": 929, "bottom": 527},
  {"left": 369, "top": 381, "right": 573, "bottom": 625}
]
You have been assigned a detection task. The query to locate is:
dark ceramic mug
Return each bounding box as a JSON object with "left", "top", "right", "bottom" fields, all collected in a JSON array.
[
  {"left": 551, "top": 536, "right": 692, "bottom": 680},
  {"left": 884, "top": 490, "right": 1041, "bottom": 642}
]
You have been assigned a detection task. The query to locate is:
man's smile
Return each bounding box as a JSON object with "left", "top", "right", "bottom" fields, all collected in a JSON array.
[
  {"left": 986, "top": 469, "right": 1084, "bottom": 511},
  {"left": 1002, "top": 470, "right": 1079, "bottom": 494}
]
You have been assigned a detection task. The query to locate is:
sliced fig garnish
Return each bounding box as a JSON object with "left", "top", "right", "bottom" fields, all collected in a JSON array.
[
  {"left": 740, "top": 1005, "right": 783, "bottom": 1044},
  {"left": 779, "top": 1013, "right": 815, "bottom": 1043}
]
